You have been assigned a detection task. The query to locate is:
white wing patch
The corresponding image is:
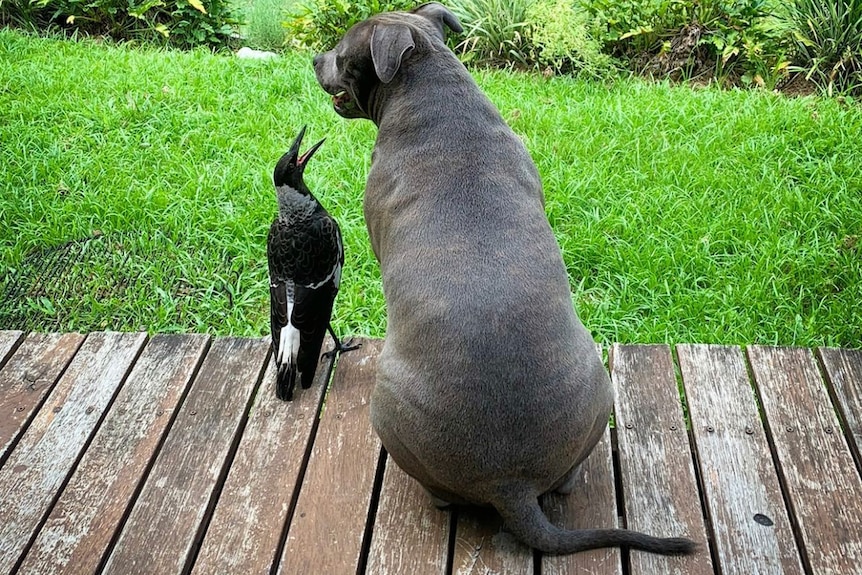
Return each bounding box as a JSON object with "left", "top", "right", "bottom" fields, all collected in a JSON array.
[
  {"left": 306, "top": 261, "right": 340, "bottom": 289},
  {"left": 305, "top": 232, "right": 343, "bottom": 289},
  {"left": 333, "top": 262, "right": 342, "bottom": 289}
]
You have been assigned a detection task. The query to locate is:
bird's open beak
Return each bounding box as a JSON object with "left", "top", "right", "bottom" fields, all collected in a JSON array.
[
  {"left": 287, "top": 125, "right": 308, "bottom": 165},
  {"left": 298, "top": 137, "right": 326, "bottom": 168}
]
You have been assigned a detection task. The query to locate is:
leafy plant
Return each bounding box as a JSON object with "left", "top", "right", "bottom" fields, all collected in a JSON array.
[
  {"left": 0, "top": 0, "right": 239, "bottom": 49},
  {"left": 166, "top": 0, "right": 239, "bottom": 48},
  {"left": 579, "top": 0, "right": 792, "bottom": 86},
  {"left": 782, "top": 0, "right": 862, "bottom": 95},
  {"left": 580, "top": 0, "right": 689, "bottom": 56},
  {"left": 691, "top": 0, "right": 792, "bottom": 86},
  {"left": 283, "top": 0, "right": 416, "bottom": 51},
  {"left": 525, "top": 0, "right": 615, "bottom": 77}
]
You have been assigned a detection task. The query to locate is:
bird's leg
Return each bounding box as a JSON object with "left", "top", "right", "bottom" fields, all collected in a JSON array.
[{"left": 322, "top": 324, "right": 361, "bottom": 359}]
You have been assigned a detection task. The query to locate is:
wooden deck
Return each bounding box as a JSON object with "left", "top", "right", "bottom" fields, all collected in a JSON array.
[{"left": 1, "top": 331, "right": 861, "bottom": 575}]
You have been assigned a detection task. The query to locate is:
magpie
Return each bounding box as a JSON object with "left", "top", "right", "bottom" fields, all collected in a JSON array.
[{"left": 267, "top": 126, "right": 357, "bottom": 401}]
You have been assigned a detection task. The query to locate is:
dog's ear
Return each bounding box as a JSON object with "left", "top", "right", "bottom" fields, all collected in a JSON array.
[
  {"left": 371, "top": 24, "right": 415, "bottom": 84},
  {"left": 412, "top": 2, "right": 464, "bottom": 38}
]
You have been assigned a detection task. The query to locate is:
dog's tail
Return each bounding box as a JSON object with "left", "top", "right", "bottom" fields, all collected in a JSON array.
[{"left": 494, "top": 489, "right": 697, "bottom": 556}]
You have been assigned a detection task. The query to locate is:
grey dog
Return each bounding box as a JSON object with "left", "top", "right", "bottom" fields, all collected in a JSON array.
[{"left": 313, "top": 3, "right": 696, "bottom": 556}]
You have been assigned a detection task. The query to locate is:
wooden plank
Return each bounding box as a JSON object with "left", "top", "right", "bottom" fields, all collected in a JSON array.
[
  {"left": 677, "top": 344, "right": 804, "bottom": 575},
  {"left": 0, "top": 331, "right": 147, "bottom": 574},
  {"left": 542, "top": 428, "right": 622, "bottom": 575},
  {"left": 277, "top": 338, "right": 383, "bottom": 575},
  {"left": 0, "top": 329, "right": 25, "bottom": 369},
  {"left": 191, "top": 340, "right": 332, "bottom": 575},
  {"left": 452, "top": 507, "right": 533, "bottom": 575},
  {"left": 0, "top": 332, "right": 85, "bottom": 466},
  {"left": 101, "top": 336, "right": 270, "bottom": 575},
  {"left": 610, "top": 344, "right": 713, "bottom": 575},
  {"left": 818, "top": 347, "right": 862, "bottom": 467},
  {"left": 17, "top": 334, "right": 210, "bottom": 575},
  {"left": 366, "top": 455, "right": 451, "bottom": 575},
  {"left": 748, "top": 346, "right": 862, "bottom": 573}
]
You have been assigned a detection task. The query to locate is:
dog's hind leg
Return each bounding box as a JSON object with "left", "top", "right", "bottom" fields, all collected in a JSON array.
[
  {"left": 425, "top": 488, "right": 454, "bottom": 509},
  {"left": 551, "top": 463, "right": 585, "bottom": 495}
]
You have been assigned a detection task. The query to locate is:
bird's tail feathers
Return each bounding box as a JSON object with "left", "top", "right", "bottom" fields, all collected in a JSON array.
[{"left": 276, "top": 360, "right": 297, "bottom": 401}]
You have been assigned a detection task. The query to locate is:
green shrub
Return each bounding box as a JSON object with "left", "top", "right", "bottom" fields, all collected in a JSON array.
[
  {"left": 283, "top": 0, "right": 416, "bottom": 51},
  {"left": 525, "top": 0, "right": 615, "bottom": 77},
  {"left": 448, "top": 0, "right": 532, "bottom": 66},
  {"left": 782, "top": 0, "right": 862, "bottom": 95},
  {"left": 580, "top": 0, "right": 688, "bottom": 56},
  {"left": 448, "top": 0, "right": 614, "bottom": 75},
  {"left": 240, "top": 0, "right": 293, "bottom": 50},
  {"left": 580, "top": 0, "right": 791, "bottom": 86},
  {"left": 0, "top": 0, "right": 239, "bottom": 50},
  {"left": 690, "top": 0, "right": 792, "bottom": 87}
]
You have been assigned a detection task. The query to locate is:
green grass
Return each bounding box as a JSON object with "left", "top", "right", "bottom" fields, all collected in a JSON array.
[{"left": 2, "top": 29, "right": 861, "bottom": 346}]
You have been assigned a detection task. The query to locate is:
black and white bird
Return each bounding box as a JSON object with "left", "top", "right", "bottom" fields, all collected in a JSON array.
[{"left": 267, "top": 126, "right": 356, "bottom": 401}]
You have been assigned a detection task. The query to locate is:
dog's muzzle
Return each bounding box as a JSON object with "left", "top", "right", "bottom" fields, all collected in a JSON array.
[{"left": 313, "top": 53, "right": 363, "bottom": 118}]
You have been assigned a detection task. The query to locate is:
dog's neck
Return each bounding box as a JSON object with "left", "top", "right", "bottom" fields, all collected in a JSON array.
[{"left": 370, "top": 52, "right": 473, "bottom": 127}]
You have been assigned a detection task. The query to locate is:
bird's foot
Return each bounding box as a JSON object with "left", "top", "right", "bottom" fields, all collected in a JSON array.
[
  {"left": 322, "top": 337, "right": 361, "bottom": 359},
  {"left": 322, "top": 326, "right": 361, "bottom": 360}
]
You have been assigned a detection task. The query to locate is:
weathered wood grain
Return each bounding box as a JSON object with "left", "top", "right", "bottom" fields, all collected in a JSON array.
[
  {"left": 610, "top": 344, "right": 713, "bottom": 575},
  {"left": 678, "top": 344, "right": 803, "bottom": 575},
  {"left": 17, "top": 334, "right": 210, "bottom": 575},
  {"left": 0, "top": 329, "right": 24, "bottom": 369},
  {"left": 101, "top": 336, "right": 270, "bottom": 575},
  {"left": 541, "top": 428, "right": 622, "bottom": 575},
  {"left": 0, "top": 332, "right": 85, "bottom": 466},
  {"left": 366, "top": 455, "right": 452, "bottom": 575},
  {"left": 277, "top": 338, "right": 383, "bottom": 575},
  {"left": 0, "top": 331, "right": 147, "bottom": 574},
  {"left": 818, "top": 347, "right": 862, "bottom": 467},
  {"left": 452, "top": 506, "right": 533, "bottom": 575},
  {"left": 191, "top": 340, "right": 332, "bottom": 575},
  {"left": 748, "top": 345, "right": 862, "bottom": 573}
]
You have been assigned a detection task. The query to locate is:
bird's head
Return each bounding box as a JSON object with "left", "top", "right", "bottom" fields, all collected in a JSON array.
[{"left": 273, "top": 125, "right": 326, "bottom": 192}]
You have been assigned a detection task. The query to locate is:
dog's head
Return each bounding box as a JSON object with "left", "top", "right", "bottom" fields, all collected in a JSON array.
[{"left": 312, "top": 2, "right": 463, "bottom": 121}]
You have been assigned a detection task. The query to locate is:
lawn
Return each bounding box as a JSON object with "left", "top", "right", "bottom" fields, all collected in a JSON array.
[{"left": 1, "top": 29, "right": 861, "bottom": 347}]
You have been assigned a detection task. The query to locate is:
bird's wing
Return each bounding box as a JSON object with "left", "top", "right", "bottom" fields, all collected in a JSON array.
[
  {"left": 293, "top": 213, "right": 343, "bottom": 289},
  {"left": 291, "top": 214, "right": 343, "bottom": 388},
  {"left": 292, "top": 282, "right": 338, "bottom": 388},
  {"left": 269, "top": 278, "right": 300, "bottom": 400},
  {"left": 268, "top": 279, "right": 290, "bottom": 357},
  {"left": 268, "top": 220, "right": 302, "bottom": 400}
]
